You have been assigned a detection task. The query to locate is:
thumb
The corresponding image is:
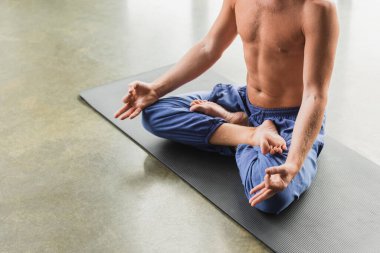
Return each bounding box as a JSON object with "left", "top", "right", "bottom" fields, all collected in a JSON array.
[
  {"left": 189, "top": 104, "right": 201, "bottom": 112},
  {"left": 123, "top": 83, "right": 138, "bottom": 103},
  {"left": 129, "top": 82, "right": 138, "bottom": 91}
]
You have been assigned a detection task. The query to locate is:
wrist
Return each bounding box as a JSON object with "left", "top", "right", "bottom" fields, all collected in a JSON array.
[
  {"left": 284, "top": 161, "right": 300, "bottom": 179},
  {"left": 150, "top": 82, "right": 163, "bottom": 99}
]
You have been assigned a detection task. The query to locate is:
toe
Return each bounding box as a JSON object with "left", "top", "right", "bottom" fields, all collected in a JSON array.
[
  {"left": 189, "top": 104, "right": 199, "bottom": 112},
  {"left": 190, "top": 104, "right": 207, "bottom": 114},
  {"left": 276, "top": 136, "right": 286, "bottom": 147},
  {"left": 269, "top": 146, "right": 276, "bottom": 155},
  {"left": 260, "top": 140, "right": 270, "bottom": 155}
]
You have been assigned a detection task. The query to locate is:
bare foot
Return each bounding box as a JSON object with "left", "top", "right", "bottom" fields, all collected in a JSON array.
[
  {"left": 252, "top": 120, "right": 287, "bottom": 155},
  {"left": 190, "top": 100, "right": 248, "bottom": 126}
]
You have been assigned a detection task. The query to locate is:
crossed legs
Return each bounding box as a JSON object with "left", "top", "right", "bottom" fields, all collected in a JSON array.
[
  {"left": 142, "top": 91, "right": 316, "bottom": 214},
  {"left": 190, "top": 100, "right": 287, "bottom": 155}
]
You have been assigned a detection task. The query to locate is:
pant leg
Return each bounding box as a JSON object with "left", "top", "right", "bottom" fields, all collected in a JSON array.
[
  {"left": 235, "top": 117, "right": 325, "bottom": 215},
  {"left": 142, "top": 84, "right": 248, "bottom": 156}
]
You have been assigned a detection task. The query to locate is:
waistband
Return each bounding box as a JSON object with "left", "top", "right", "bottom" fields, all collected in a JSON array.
[{"left": 245, "top": 93, "right": 300, "bottom": 118}]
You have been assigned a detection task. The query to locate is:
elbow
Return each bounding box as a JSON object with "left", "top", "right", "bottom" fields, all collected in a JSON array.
[
  {"left": 303, "top": 81, "right": 329, "bottom": 106},
  {"left": 199, "top": 39, "right": 223, "bottom": 62},
  {"left": 303, "top": 91, "right": 328, "bottom": 108}
]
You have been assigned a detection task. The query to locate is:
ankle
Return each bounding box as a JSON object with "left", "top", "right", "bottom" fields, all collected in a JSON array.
[
  {"left": 226, "top": 111, "right": 249, "bottom": 125},
  {"left": 235, "top": 112, "right": 249, "bottom": 126},
  {"left": 245, "top": 127, "right": 258, "bottom": 146},
  {"left": 224, "top": 112, "right": 234, "bottom": 123}
]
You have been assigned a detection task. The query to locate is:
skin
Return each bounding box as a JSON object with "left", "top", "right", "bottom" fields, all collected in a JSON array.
[{"left": 114, "top": 0, "right": 339, "bottom": 207}]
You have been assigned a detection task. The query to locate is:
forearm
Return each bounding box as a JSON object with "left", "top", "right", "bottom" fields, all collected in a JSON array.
[
  {"left": 151, "top": 41, "right": 221, "bottom": 98},
  {"left": 286, "top": 94, "right": 327, "bottom": 176}
]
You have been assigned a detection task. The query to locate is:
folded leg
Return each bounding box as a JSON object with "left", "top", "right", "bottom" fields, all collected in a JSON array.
[
  {"left": 142, "top": 84, "right": 248, "bottom": 156},
  {"left": 235, "top": 108, "right": 325, "bottom": 215},
  {"left": 236, "top": 141, "right": 321, "bottom": 214}
]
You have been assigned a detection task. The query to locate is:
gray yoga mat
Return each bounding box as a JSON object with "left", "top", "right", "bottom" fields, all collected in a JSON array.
[{"left": 79, "top": 65, "right": 380, "bottom": 252}]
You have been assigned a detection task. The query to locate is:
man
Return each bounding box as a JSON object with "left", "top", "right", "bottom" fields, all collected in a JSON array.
[{"left": 114, "top": 0, "right": 339, "bottom": 214}]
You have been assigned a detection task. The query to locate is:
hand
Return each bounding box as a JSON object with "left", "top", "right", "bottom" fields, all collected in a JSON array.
[
  {"left": 114, "top": 81, "right": 159, "bottom": 120},
  {"left": 249, "top": 163, "right": 298, "bottom": 207}
]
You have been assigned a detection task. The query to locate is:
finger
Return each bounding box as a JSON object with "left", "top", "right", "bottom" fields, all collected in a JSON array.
[
  {"left": 123, "top": 93, "right": 135, "bottom": 105},
  {"left": 249, "top": 187, "right": 270, "bottom": 204},
  {"left": 251, "top": 189, "right": 274, "bottom": 206},
  {"left": 282, "top": 143, "right": 287, "bottom": 150},
  {"left": 129, "top": 107, "right": 142, "bottom": 119},
  {"left": 191, "top": 100, "right": 202, "bottom": 105},
  {"left": 266, "top": 166, "right": 288, "bottom": 176},
  {"left": 122, "top": 84, "right": 137, "bottom": 103},
  {"left": 270, "top": 146, "right": 275, "bottom": 155},
  {"left": 122, "top": 91, "right": 133, "bottom": 103},
  {"left": 261, "top": 141, "right": 270, "bottom": 155},
  {"left": 128, "top": 87, "right": 137, "bottom": 99},
  {"left": 249, "top": 188, "right": 266, "bottom": 203},
  {"left": 129, "top": 82, "right": 138, "bottom": 91},
  {"left": 250, "top": 181, "right": 265, "bottom": 194},
  {"left": 190, "top": 104, "right": 203, "bottom": 113},
  {"left": 264, "top": 173, "right": 270, "bottom": 186},
  {"left": 120, "top": 107, "right": 136, "bottom": 120},
  {"left": 114, "top": 103, "right": 131, "bottom": 118}
]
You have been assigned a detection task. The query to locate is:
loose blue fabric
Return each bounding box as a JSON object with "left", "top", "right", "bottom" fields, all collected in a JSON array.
[{"left": 142, "top": 84, "right": 325, "bottom": 214}]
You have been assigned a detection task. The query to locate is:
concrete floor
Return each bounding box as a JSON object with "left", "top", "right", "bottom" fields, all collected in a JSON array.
[{"left": 1, "top": 0, "right": 379, "bottom": 252}]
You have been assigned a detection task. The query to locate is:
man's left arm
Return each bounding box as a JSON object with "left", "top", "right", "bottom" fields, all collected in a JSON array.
[
  {"left": 285, "top": 1, "right": 339, "bottom": 177},
  {"left": 249, "top": 1, "right": 339, "bottom": 206}
]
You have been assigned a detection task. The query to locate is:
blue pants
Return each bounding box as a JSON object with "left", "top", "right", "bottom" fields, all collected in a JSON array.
[{"left": 142, "top": 84, "right": 325, "bottom": 214}]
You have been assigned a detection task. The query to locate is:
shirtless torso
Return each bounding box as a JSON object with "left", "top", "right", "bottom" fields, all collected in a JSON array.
[{"left": 236, "top": 0, "right": 306, "bottom": 108}]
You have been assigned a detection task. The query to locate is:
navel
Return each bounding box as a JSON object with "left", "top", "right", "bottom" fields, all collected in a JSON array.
[
  {"left": 278, "top": 47, "right": 288, "bottom": 53},
  {"left": 253, "top": 86, "right": 262, "bottom": 93}
]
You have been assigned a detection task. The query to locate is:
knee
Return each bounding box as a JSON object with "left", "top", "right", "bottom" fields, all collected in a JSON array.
[
  {"left": 242, "top": 182, "right": 294, "bottom": 215},
  {"left": 240, "top": 152, "right": 295, "bottom": 215},
  {"left": 252, "top": 190, "right": 297, "bottom": 215},
  {"left": 141, "top": 104, "right": 162, "bottom": 136},
  {"left": 141, "top": 99, "right": 186, "bottom": 137}
]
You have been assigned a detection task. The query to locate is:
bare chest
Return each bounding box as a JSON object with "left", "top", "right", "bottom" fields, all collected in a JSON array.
[{"left": 235, "top": 0, "right": 305, "bottom": 52}]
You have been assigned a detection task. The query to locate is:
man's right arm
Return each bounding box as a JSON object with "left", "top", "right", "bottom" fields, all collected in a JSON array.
[
  {"left": 114, "top": 0, "right": 237, "bottom": 120},
  {"left": 151, "top": 0, "right": 238, "bottom": 97}
]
